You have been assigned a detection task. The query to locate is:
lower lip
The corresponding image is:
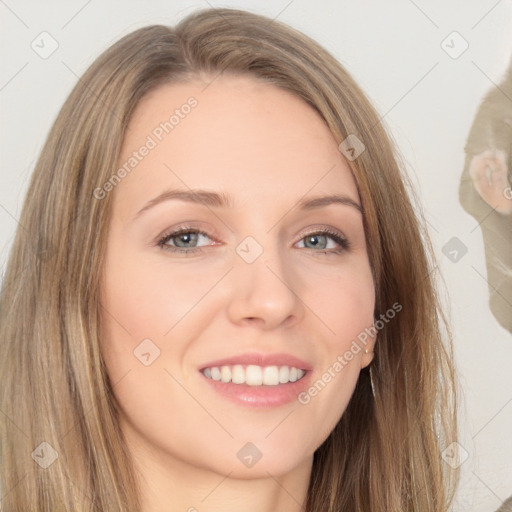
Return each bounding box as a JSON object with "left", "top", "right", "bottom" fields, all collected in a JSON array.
[{"left": 200, "top": 371, "right": 312, "bottom": 408}]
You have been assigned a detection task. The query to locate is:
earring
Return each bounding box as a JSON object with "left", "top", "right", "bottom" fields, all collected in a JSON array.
[
  {"left": 364, "top": 349, "right": 376, "bottom": 397},
  {"left": 369, "top": 366, "right": 376, "bottom": 398}
]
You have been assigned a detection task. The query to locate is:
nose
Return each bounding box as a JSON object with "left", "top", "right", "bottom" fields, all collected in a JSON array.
[{"left": 226, "top": 244, "right": 304, "bottom": 330}]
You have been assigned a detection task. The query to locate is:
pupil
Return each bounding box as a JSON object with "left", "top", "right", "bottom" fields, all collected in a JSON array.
[
  {"left": 177, "top": 232, "right": 197, "bottom": 247},
  {"left": 307, "top": 235, "right": 326, "bottom": 249}
]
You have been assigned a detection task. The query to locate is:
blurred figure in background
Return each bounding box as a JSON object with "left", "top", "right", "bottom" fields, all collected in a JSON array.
[
  {"left": 460, "top": 54, "right": 512, "bottom": 512},
  {"left": 459, "top": 55, "right": 512, "bottom": 333},
  {"left": 495, "top": 496, "right": 512, "bottom": 512}
]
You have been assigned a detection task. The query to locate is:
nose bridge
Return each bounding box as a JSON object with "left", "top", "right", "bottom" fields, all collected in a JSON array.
[
  {"left": 227, "top": 232, "right": 302, "bottom": 327},
  {"left": 236, "top": 232, "right": 293, "bottom": 294}
]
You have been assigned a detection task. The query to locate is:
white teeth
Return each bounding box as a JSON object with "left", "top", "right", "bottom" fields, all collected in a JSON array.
[
  {"left": 231, "top": 364, "right": 245, "bottom": 384},
  {"left": 220, "top": 366, "right": 231, "bottom": 383},
  {"left": 246, "top": 365, "right": 262, "bottom": 385},
  {"left": 201, "top": 364, "right": 307, "bottom": 386},
  {"left": 262, "top": 366, "right": 279, "bottom": 385},
  {"left": 210, "top": 367, "right": 221, "bottom": 381}
]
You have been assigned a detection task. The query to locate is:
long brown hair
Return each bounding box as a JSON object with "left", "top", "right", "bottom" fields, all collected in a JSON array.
[{"left": 0, "top": 8, "right": 458, "bottom": 511}]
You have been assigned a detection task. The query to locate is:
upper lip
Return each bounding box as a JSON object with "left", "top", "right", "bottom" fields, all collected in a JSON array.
[{"left": 199, "top": 352, "right": 313, "bottom": 371}]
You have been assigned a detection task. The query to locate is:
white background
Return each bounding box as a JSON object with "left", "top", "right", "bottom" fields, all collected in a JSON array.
[{"left": 1, "top": 1, "right": 511, "bottom": 510}]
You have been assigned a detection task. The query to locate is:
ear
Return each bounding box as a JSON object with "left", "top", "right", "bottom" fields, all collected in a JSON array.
[{"left": 360, "top": 331, "right": 377, "bottom": 369}]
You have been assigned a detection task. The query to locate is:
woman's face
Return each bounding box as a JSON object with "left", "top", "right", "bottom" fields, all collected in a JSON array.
[{"left": 100, "top": 74, "right": 376, "bottom": 480}]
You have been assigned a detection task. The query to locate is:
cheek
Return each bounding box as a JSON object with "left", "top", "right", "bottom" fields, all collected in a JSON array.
[
  {"left": 295, "top": 261, "right": 374, "bottom": 440},
  {"left": 100, "top": 250, "right": 223, "bottom": 350},
  {"left": 308, "top": 257, "right": 375, "bottom": 342}
]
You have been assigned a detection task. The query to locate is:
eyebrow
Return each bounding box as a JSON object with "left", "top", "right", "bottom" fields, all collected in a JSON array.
[{"left": 134, "top": 188, "right": 363, "bottom": 220}]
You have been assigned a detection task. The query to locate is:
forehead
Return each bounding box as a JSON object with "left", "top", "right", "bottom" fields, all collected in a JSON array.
[{"left": 115, "top": 74, "right": 359, "bottom": 213}]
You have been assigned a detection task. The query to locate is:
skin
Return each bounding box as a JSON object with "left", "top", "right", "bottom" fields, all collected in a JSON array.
[
  {"left": 469, "top": 148, "right": 512, "bottom": 214},
  {"left": 99, "top": 74, "right": 376, "bottom": 512}
]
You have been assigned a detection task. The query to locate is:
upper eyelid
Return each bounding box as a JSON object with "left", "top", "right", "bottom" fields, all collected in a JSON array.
[{"left": 160, "top": 226, "right": 216, "bottom": 240}]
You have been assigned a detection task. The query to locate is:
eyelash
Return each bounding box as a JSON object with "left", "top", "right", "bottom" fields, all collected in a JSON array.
[{"left": 156, "top": 225, "right": 351, "bottom": 256}]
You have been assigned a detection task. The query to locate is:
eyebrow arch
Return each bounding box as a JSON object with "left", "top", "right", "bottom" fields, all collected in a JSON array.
[
  {"left": 297, "top": 194, "right": 363, "bottom": 213},
  {"left": 134, "top": 188, "right": 362, "bottom": 220}
]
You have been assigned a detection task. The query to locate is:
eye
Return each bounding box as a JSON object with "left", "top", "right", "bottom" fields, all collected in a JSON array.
[
  {"left": 157, "top": 227, "right": 216, "bottom": 254},
  {"left": 295, "top": 229, "right": 351, "bottom": 254}
]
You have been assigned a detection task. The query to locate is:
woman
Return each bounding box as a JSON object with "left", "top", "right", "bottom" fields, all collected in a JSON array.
[{"left": 0, "top": 8, "right": 458, "bottom": 511}]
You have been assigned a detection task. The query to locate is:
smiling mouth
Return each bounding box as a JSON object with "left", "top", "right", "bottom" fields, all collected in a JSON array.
[{"left": 201, "top": 364, "right": 307, "bottom": 386}]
